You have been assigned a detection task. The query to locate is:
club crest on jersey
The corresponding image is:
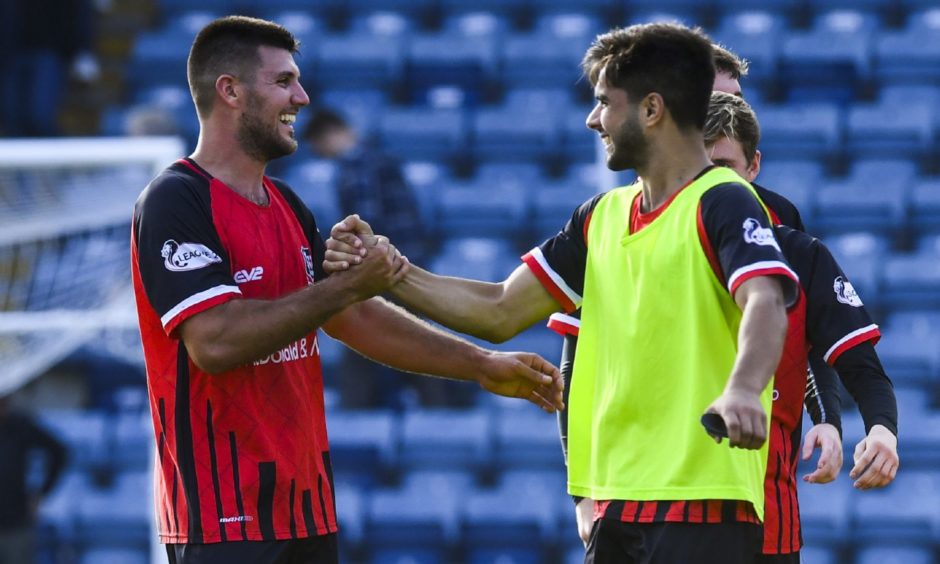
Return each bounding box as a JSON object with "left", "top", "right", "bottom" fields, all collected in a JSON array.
[
  {"left": 301, "top": 246, "right": 315, "bottom": 284},
  {"left": 833, "top": 276, "right": 863, "bottom": 307},
  {"left": 742, "top": 218, "right": 781, "bottom": 251},
  {"left": 161, "top": 240, "right": 222, "bottom": 272}
]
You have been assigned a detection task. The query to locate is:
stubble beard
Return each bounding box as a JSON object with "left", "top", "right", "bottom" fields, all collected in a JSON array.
[{"left": 236, "top": 90, "right": 297, "bottom": 164}]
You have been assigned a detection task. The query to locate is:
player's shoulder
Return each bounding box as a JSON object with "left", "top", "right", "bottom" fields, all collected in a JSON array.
[
  {"left": 135, "top": 161, "right": 210, "bottom": 217},
  {"left": 773, "top": 224, "right": 824, "bottom": 281}
]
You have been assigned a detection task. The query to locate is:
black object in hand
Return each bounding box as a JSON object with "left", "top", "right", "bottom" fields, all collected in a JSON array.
[{"left": 700, "top": 413, "right": 728, "bottom": 438}]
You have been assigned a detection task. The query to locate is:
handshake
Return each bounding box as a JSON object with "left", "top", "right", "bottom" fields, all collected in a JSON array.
[{"left": 322, "top": 214, "right": 410, "bottom": 299}]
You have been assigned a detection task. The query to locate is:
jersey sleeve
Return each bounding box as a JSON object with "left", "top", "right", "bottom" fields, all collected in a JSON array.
[
  {"left": 699, "top": 183, "right": 799, "bottom": 305},
  {"left": 133, "top": 174, "right": 241, "bottom": 335},
  {"left": 522, "top": 194, "right": 602, "bottom": 312},
  {"left": 803, "top": 239, "right": 881, "bottom": 365},
  {"left": 804, "top": 352, "right": 844, "bottom": 434}
]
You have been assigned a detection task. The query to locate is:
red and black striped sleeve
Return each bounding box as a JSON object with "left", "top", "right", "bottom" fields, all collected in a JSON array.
[
  {"left": 522, "top": 193, "right": 604, "bottom": 312},
  {"left": 698, "top": 183, "right": 799, "bottom": 305}
]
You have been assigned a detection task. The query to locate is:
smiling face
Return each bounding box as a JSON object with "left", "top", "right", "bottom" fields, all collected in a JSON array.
[
  {"left": 235, "top": 45, "right": 310, "bottom": 163},
  {"left": 586, "top": 68, "right": 648, "bottom": 172}
]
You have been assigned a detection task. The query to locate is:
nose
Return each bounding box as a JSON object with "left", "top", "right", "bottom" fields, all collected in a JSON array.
[
  {"left": 293, "top": 82, "right": 311, "bottom": 107},
  {"left": 586, "top": 104, "right": 601, "bottom": 132}
]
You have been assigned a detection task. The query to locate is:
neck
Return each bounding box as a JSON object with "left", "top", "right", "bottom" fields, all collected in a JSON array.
[
  {"left": 191, "top": 122, "right": 268, "bottom": 204},
  {"left": 636, "top": 130, "right": 712, "bottom": 213}
]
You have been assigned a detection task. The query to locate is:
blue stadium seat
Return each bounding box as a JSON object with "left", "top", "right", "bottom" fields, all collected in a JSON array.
[
  {"left": 400, "top": 469, "right": 477, "bottom": 498},
  {"left": 442, "top": 11, "right": 510, "bottom": 38},
  {"left": 332, "top": 480, "right": 364, "bottom": 552},
  {"left": 779, "top": 10, "right": 874, "bottom": 103},
  {"left": 406, "top": 34, "right": 498, "bottom": 104},
  {"left": 128, "top": 27, "right": 198, "bottom": 90},
  {"left": 317, "top": 88, "right": 388, "bottom": 139},
  {"left": 627, "top": 10, "right": 696, "bottom": 27},
  {"left": 852, "top": 471, "right": 940, "bottom": 545},
  {"left": 37, "top": 409, "right": 108, "bottom": 470},
  {"left": 326, "top": 410, "right": 397, "bottom": 489},
  {"left": 501, "top": 34, "right": 587, "bottom": 90},
  {"left": 315, "top": 34, "right": 404, "bottom": 91},
  {"left": 503, "top": 88, "right": 574, "bottom": 114},
  {"left": 348, "top": 11, "right": 415, "bottom": 37},
  {"left": 461, "top": 487, "right": 555, "bottom": 564},
  {"left": 75, "top": 472, "right": 151, "bottom": 551},
  {"left": 712, "top": 0, "right": 799, "bottom": 16},
  {"left": 911, "top": 180, "right": 940, "bottom": 236},
  {"left": 279, "top": 159, "right": 341, "bottom": 229},
  {"left": 561, "top": 105, "right": 598, "bottom": 165},
  {"left": 78, "top": 548, "right": 148, "bottom": 564},
  {"left": 472, "top": 105, "right": 561, "bottom": 164},
  {"left": 111, "top": 411, "right": 152, "bottom": 471},
  {"left": 874, "top": 320, "right": 940, "bottom": 388},
  {"left": 756, "top": 103, "right": 842, "bottom": 160},
  {"left": 799, "top": 546, "right": 838, "bottom": 564},
  {"left": 532, "top": 179, "right": 598, "bottom": 242},
  {"left": 875, "top": 29, "right": 940, "bottom": 87},
  {"left": 429, "top": 237, "right": 520, "bottom": 283},
  {"left": 824, "top": 232, "right": 892, "bottom": 264},
  {"left": 712, "top": 11, "right": 786, "bottom": 87},
  {"left": 533, "top": 12, "right": 604, "bottom": 40},
  {"left": 753, "top": 159, "right": 825, "bottom": 224},
  {"left": 797, "top": 474, "right": 853, "bottom": 545},
  {"left": 378, "top": 108, "right": 467, "bottom": 163},
  {"left": 813, "top": 176, "right": 908, "bottom": 236},
  {"left": 915, "top": 233, "right": 940, "bottom": 255},
  {"left": 436, "top": 179, "right": 530, "bottom": 238},
  {"left": 475, "top": 162, "right": 545, "bottom": 186},
  {"left": 365, "top": 486, "right": 457, "bottom": 563},
  {"left": 882, "top": 253, "right": 940, "bottom": 310},
  {"left": 346, "top": 0, "right": 436, "bottom": 20},
  {"left": 623, "top": 0, "right": 710, "bottom": 24},
  {"left": 896, "top": 412, "right": 940, "bottom": 470},
  {"left": 878, "top": 84, "right": 940, "bottom": 108},
  {"left": 845, "top": 102, "right": 935, "bottom": 159},
  {"left": 157, "top": 0, "right": 233, "bottom": 18},
  {"left": 439, "top": 0, "right": 527, "bottom": 18},
  {"left": 259, "top": 11, "right": 322, "bottom": 66},
  {"left": 241, "top": 0, "right": 343, "bottom": 15},
  {"left": 531, "top": 0, "right": 611, "bottom": 19},
  {"left": 402, "top": 161, "right": 451, "bottom": 229},
  {"left": 492, "top": 406, "right": 564, "bottom": 471},
  {"left": 854, "top": 546, "right": 936, "bottom": 564},
  {"left": 399, "top": 409, "right": 492, "bottom": 473}
]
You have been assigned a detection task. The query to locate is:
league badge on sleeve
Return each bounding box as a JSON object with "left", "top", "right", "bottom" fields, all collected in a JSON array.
[
  {"left": 742, "top": 218, "right": 781, "bottom": 252},
  {"left": 161, "top": 240, "right": 222, "bottom": 272},
  {"left": 301, "top": 246, "right": 315, "bottom": 284},
  {"left": 833, "top": 276, "right": 863, "bottom": 307}
]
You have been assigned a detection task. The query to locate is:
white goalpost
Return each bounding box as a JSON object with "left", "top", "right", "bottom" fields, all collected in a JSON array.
[{"left": 0, "top": 136, "right": 185, "bottom": 396}]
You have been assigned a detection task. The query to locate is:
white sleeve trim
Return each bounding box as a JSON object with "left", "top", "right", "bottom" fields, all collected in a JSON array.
[
  {"left": 160, "top": 285, "right": 242, "bottom": 329},
  {"left": 727, "top": 260, "right": 799, "bottom": 293},
  {"left": 823, "top": 324, "right": 880, "bottom": 363},
  {"left": 549, "top": 313, "right": 581, "bottom": 329},
  {"left": 529, "top": 247, "right": 583, "bottom": 308}
]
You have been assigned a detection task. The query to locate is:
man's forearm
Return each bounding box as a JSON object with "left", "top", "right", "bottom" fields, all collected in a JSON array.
[
  {"left": 727, "top": 289, "right": 788, "bottom": 394},
  {"left": 180, "top": 274, "right": 368, "bottom": 374},
  {"left": 388, "top": 263, "right": 558, "bottom": 343},
  {"left": 325, "top": 297, "right": 495, "bottom": 381}
]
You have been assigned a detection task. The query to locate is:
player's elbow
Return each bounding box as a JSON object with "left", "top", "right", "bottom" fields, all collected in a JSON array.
[{"left": 186, "top": 342, "right": 238, "bottom": 375}]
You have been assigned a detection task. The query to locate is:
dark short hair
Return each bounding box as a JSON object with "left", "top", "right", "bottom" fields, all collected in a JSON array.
[
  {"left": 703, "top": 91, "right": 760, "bottom": 162},
  {"left": 303, "top": 108, "right": 349, "bottom": 142},
  {"left": 712, "top": 43, "right": 749, "bottom": 79},
  {"left": 187, "top": 15, "right": 299, "bottom": 118},
  {"left": 582, "top": 23, "right": 716, "bottom": 130}
]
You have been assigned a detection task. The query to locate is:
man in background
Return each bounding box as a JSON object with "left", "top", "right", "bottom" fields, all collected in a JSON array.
[
  {"left": 304, "top": 109, "right": 457, "bottom": 408},
  {"left": 0, "top": 391, "right": 67, "bottom": 564}
]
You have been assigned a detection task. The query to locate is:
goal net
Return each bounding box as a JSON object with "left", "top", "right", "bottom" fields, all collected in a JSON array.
[{"left": 0, "top": 137, "right": 185, "bottom": 396}]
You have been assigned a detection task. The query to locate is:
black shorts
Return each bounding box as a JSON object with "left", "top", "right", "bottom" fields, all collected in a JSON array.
[
  {"left": 585, "top": 519, "right": 763, "bottom": 564},
  {"left": 755, "top": 552, "right": 801, "bottom": 564},
  {"left": 165, "top": 534, "right": 338, "bottom": 564}
]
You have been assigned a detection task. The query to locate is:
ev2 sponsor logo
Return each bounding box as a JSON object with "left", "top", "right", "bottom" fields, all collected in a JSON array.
[
  {"left": 234, "top": 266, "right": 264, "bottom": 284},
  {"left": 742, "top": 218, "right": 781, "bottom": 252},
  {"left": 161, "top": 240, "right": 222, "bottom": 272},
  {"left": 833, "top": 276, "right": 863, "bottom": 307}
]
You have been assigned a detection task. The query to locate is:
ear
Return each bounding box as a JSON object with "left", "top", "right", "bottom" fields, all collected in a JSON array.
[
  {"left": 641, "top": 92, "right": 665, "bottom": 127},
  {"left": 747, "top": 149, "right": 762, "bottom": 182},
  {"left": 215, "top": 74, "right": 241, "bottom": 110}
]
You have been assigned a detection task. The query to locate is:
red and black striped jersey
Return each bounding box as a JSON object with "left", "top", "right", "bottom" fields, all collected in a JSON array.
[{"left": 131, "top": 158, "right": 337, "bottom": 544}]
